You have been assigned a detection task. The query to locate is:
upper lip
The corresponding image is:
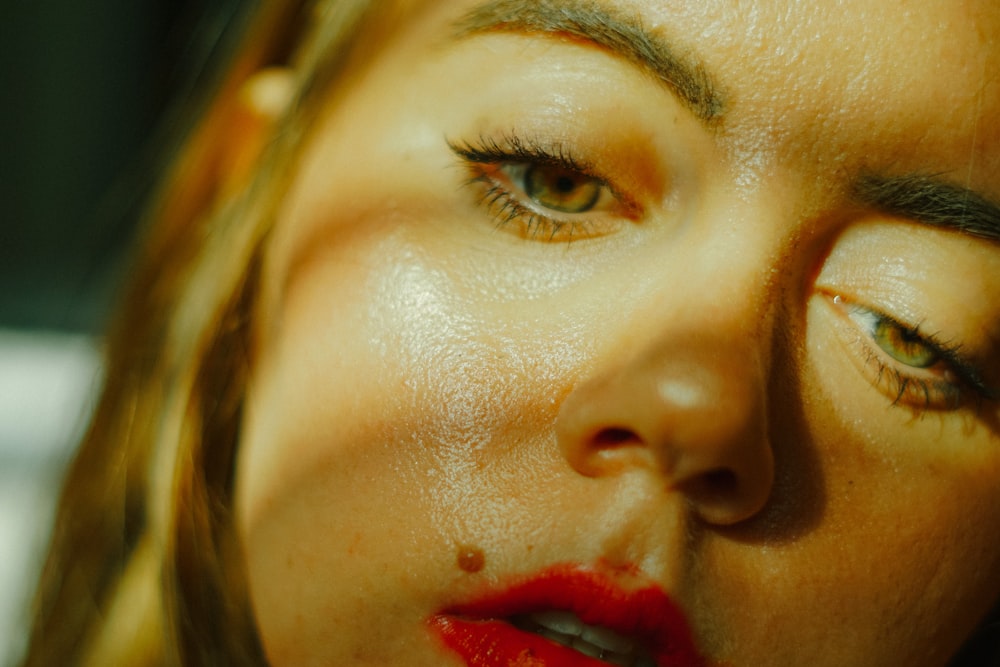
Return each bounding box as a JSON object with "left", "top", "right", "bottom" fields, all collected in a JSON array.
[{"left": 431, "top": 562, "right": 706, "bottom": 667}]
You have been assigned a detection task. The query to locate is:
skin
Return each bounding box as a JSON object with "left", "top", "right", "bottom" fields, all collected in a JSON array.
[{"left": 233, "top": 0, "right": 1000, "bottom": 664}]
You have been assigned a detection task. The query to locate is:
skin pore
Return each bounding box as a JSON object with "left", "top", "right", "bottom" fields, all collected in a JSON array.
[{"left": 233, "top": 0, "right": 1000, "bottom": 665}]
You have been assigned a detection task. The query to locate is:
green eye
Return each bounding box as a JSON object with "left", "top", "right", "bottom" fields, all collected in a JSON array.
[
  {"left": 872, "top": 318, "right": 939, "bottom": 368},
  {"left": 845, "top": 302, "right": 941, "bottom": 370},
  {"left": 828, "top": 294, "right": 994, "bottom": 411},
  {"left": 523, "top": 164, "right": 603, "bottom": 214}
]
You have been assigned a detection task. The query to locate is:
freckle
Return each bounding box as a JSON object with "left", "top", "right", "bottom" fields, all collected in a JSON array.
[{"left": 457, "top": 545, "right": 486, "bottom": 573}]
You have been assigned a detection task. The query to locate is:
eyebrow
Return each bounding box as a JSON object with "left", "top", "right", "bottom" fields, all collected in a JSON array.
[
  {"left": 453, "top": 0, "right": 999, "bottom": 245},
  {"left": 853, "top": 174, "right": 1000, "bottom": 244},
  {"left": 453, "top": 0, "right": 724, "bottom": 122}
]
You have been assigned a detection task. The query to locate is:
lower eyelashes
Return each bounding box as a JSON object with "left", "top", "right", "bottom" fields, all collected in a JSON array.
[
  {"left": 471, "top": 169, "right": 619, "bottom": 242},
  {"left": 826, "top": 294, "right": 993, "bottom": 412},
  {"left": 511, "top": 162, "right": 603, "bottom": 214},
  {"left": 448, "top": 133, "right": 638, "bottom": 243},
  {"left": 478, "top": 178, "right": 593, "bottom": 242},
  {"left": 860, "top": 345, "right": 963, "bottom": 411}
]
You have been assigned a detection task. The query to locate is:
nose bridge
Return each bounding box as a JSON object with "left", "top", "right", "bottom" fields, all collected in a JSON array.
[
  {"left": 604, "top": 224, "right": 780, "bottom": 389},
  {"left": 555, "top": 232, "right": 779, "bottom": 526},
  {"left": 623, "top": 198, "right": 785, "bottom": 343}
]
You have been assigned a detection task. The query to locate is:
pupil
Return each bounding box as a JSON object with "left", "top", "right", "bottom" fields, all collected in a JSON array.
[
  {"left": 555, "top": 175, "right": 576, "bottom": 194},
  {"left": 875, "top": 320, "right": 937, "bottom": 368},
  {"left": 523, "top": 164, "right": 601, "bottom": 213}
]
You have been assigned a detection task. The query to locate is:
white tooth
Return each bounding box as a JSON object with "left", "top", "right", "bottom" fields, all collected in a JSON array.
[
  {"left": 528, "top": 610, "right": 585, "bottom": 637},
  {"left": 580, "top": 624, "right": 636, "bottom": 654},
  {"left": 571, "top": 636, "right": 605, "bottom": 659}
]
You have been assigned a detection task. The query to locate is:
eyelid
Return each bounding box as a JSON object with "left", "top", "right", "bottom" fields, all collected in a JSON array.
[
  {"left": 493, "top": 161, "right": 625, "bottom": 216},
  {"left": 448, "top": 133, "right": 638, "bottom": 210},
  {"left": 823, "top": 292, "right": 998, "bottom": 410},
  {"left": 449, "top": 133, "right": 594, "bottom": 175},
  {"left": 845, "top": 296, "right": 996, "bottom": 398},
  {"left": 448, "top": 133, "right": 643, "bottom": 242}
]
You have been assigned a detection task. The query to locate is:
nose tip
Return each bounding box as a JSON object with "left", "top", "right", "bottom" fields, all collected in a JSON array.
[{"left": 556, "top": 339, "right": 774, "bottom": 526}]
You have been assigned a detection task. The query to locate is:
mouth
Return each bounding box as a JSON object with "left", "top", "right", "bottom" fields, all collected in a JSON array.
[
  {"left": 510, "top": 609, "right": 656, "bottom": 666},
  {"left": 428, "top": 564, "right": 705, "bottom": 667}
]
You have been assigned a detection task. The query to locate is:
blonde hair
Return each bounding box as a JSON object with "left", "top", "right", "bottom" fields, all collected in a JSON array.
[
  {"left": 21, "top": 1, "right": 399, "bottom": 663},
  {"left": 23, "top": 1, "right": 1000, "bottom": 665}
]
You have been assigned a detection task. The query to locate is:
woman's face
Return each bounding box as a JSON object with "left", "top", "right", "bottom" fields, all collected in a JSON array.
[{"left": 235, "top": 0, "right": 1000, "bottom": 665}]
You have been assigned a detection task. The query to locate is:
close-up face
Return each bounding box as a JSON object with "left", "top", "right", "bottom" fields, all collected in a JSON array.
[{"left": 234, "top": 0, "right": 1000, "bottom": 665}]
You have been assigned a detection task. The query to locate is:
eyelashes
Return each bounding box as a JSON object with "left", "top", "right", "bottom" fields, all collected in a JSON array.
[
  {"left": 447, "top": 133, "right": 639, "bottom": 242},
  {"left": 827, "top": 294, "right": 997, "bottom": 412},
  {"left": 446, "top": 131, "right": 997, "bottom": 416}
]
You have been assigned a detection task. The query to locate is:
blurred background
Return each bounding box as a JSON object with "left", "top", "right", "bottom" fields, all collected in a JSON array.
[{"left": 1, "top": 1, "right": 244, "bottom": 662}]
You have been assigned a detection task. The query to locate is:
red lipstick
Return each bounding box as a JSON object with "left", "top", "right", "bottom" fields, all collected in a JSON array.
[{"left": 429, "top": 564, "right": 706, "bottom": 667}]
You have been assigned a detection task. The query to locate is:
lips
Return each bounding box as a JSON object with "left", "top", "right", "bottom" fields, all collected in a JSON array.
[{"left": 428, "top": 564, "right": 706, "bottom": 667}]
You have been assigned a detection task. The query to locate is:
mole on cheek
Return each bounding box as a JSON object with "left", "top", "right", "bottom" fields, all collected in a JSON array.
[{"left": 456, "top": 545, "right": 486, "bottom": 573}]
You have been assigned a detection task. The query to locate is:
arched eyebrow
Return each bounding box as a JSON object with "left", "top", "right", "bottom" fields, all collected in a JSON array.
[
  {"left": 453, "top": 0, "right": 1000, "bottom": 245},
  {"left": 453, "top": 0, "right": 725, "bottom": 123},
  {"left": 853, "top": 174, "right": 1000, "bottom": 244}
]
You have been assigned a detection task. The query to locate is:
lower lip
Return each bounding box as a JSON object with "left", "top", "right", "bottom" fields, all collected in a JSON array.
[{"left": 428, "top": 565, "right": 707, "bottom": 667}]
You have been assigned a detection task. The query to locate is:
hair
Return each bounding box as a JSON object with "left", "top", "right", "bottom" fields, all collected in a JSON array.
[
  {"left": 20, "top": 1, "right": 404, "bottom": 664},
  {"left": 19, "top": 1, "right": 1000, "bottom": 666}
]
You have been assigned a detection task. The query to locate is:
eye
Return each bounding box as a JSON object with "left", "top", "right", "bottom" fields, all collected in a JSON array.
[
  {"left": 448, "top": 133, "right": 639, "bottom": 243},
  {"left": 847, "top": 305, "right": 940, "bottom": 369},
  {"left": 827, "top": 294, "right": 996, "bottom": 411},
  {"left": 510, "top": 163, "right": 603, "bottom": 214}
]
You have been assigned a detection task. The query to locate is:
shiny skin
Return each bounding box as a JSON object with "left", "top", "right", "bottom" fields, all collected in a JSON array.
[{"left": 234, "top": 1, "right": 1000, "bottom": 665}]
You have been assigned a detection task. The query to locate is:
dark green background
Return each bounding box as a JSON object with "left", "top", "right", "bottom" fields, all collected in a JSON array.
[{"left": 1, "top": 0, "right": 241, "bottom": 332}]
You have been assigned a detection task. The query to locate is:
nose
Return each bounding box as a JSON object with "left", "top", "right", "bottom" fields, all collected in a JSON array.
[{"left": 556, "top": 333, "right": 774, "bottom": 526}]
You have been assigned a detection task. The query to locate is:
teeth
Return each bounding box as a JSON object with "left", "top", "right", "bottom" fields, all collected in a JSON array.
[
  {"left": 531, "top": 610, "right": 585, "bottom": 636},
  {"left": 512, "top": 610, "right": 653, "bottom": 667},
  {"left": 582, "top": 624, "right": 637, "bottom": 654},
  {"left": 572, "top": 635, "right": 606, "bottom": 659}
]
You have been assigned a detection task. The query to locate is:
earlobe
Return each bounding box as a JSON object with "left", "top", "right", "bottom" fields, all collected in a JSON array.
[
  {"left": 221, "top": 67, "right": 296, "bottom": 194},
  {"left": 240, "top": 67, "right": 296, "bottom": 121}
]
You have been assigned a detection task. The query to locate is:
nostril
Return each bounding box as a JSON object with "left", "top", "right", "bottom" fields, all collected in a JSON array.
[
  {"left": 679, "top": 468, "right": 739, "bottom": 501},
  {"left": 592, "top": 427, "right": 637, "bottom": 447},
  {"left": 703, "top": 468, "right": 738, "bottom": 491},
  {"left": 678, "top": 467, "right": 772, "bottom": 525}
]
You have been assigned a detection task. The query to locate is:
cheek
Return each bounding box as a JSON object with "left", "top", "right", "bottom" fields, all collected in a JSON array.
[
  {"left": 765, "top": 301, "right": 1000, "bottom": 662},
  {"left": 683, "top": 295, "right": 1000, "bottom": 665},
  {"left": 234, "top": 224, "right": 598, "bottom": 661},
  {"left": 692, "top": 414, "right": 1000, "bottom": 665}
]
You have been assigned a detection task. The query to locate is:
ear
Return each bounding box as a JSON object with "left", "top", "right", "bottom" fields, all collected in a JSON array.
[{"left": 219, "top": 67, "right": 296, "bottom": 195}]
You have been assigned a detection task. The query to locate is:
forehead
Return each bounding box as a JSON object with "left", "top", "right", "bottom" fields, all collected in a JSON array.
[
  {"left": 669, "top": 1, "right": 998, "bottom": 163},
  {"left": 373, "top": 0, "right": 999, "bottom": 194}
]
